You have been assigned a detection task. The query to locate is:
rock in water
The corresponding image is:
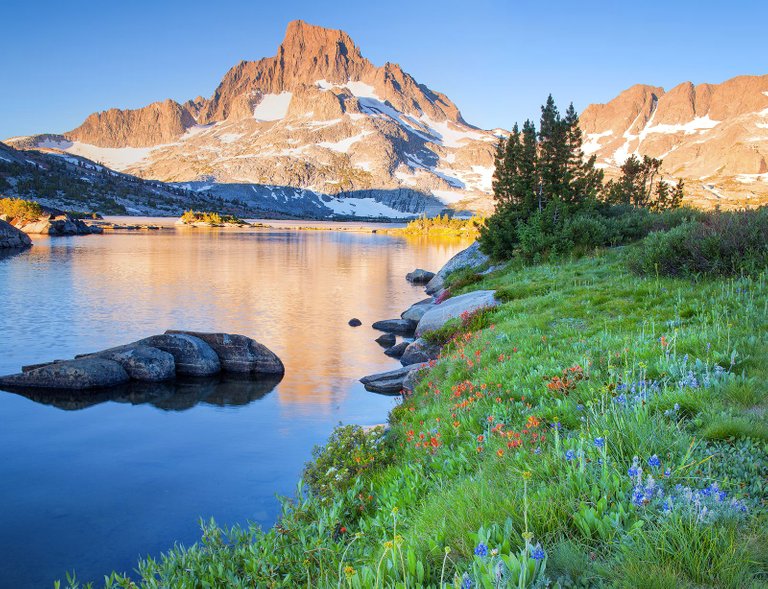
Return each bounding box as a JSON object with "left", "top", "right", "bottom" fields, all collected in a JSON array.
[
  {"left": 348, "top": 318, "right": 362, "bottom": 327},
  {"left": 135, "top": 334, "right": 221, "bottom": 377},
  {"left": 415, "top": 290, "right": 499, "bottom": 336},
  {"left": 384, "top": 341, "right": 409, "bottom": 358},
  {"left": 77, "top": 344, "right": 176, "bottom": 382},
  {"left": 0, "top": 358, "right": 130, "bottom": 390},
  {"left": 400, "top": 338, "right": 441, "bottom": 366},
  {"left": 375, "top": 332, "right": 397, "bottom": 347},
  {"left": 406, "top": 269, "right": 435, "bottom": 284},
  {"left": 425, "top": 242, "right": 489, "bottom": 294},
  {"left": 371, "top": 319, "right": 416, "bottom": 335},
  {"left": 360, "top": 363, "right": 429, "bottom": 395},
  {"left": 0, "top": 219, "right": 32, "bottom": 249},
  {"left": 165, "top": 330, "right": 284, "bottom": 374}
]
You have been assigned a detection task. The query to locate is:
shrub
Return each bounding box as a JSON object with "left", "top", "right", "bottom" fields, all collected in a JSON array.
[
  {"left": 0, "top": 197, "right": 44, "bottom": 221},
  {"left": 302, "top": 425, "right": 392, "bottom": 499},
  {"left": 628, "top": 208, "right": 768, "bottom": 277}
]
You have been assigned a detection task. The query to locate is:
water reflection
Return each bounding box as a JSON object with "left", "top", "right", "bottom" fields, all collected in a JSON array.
[
  {"left": 3, "top": 373, "right": 283, "bottom": 412},
  {"left": 0, "top": 222, "right": 471, "bottom": 588}
]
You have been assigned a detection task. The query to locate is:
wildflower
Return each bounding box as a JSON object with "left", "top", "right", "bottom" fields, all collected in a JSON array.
[
  {"left": 565, "top": 450, "right": 575, "bottom": 461},
  {"left": 491, "top": 548, "right": 499, "bottom": 557},
  {"left": 462, "top": 575, "right": 473, "bottom": 589},
  {"left": 339, "top": 526, "right": 347, "bottom": 534},
  {"left": 496, "top": 449, "right": 504, "bottom": 458},
  {"left": 628, "top": 457, "right": 640, "bottom": 477},
  {"left": 648, "top": 455, "right": 661, "bottom": 468},
  {"left": 476, "top": 446, "right": 483, "bottom": 453},
  {"left": 344, "top": 565, "right": 356, "bottom": 578},
  {"left": 474, "top": 543, "right": 488, "bottom": 557},
  {"left": 664, "top": 468, "right": 671, "bottom": 477},
  {"left": 477, "top": 435, "right": 484, "bottom": 443},
  {"left": 594, "top": 437, "right": 605, "bottom": 448},
  {"left": 530, "top": 544, "right": 545, "bottom": 560}
]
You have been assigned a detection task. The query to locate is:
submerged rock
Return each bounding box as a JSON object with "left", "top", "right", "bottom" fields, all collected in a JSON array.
[
  {"left": 406, "top": 269, "right": 435, "bottom": 284},
  {"left": 371, "top": 318, "right": 416, "bottom": 335},
  {"left": 415, "top": 290, "right": 499, "bottom": 336},
  {"left": 135, "top": 333, "right": 221, "bottom": 377},
  {"left": 77, "top": 344, "right": 176, "bottom": 382},
  {"left": 165, "top": 330, "right": 284, "bottom": 374},
  {"left": 400, "top": 338, "right": 441, "bottom": 366},
  {"left": 0, "top": 358, "right": 130, "bottom": 390},
  {"left": 425, "top": 241, "right": 490, "bottom": 294},
  {"left": 360, "top": 362, "right": 429, "bottom": 395}
]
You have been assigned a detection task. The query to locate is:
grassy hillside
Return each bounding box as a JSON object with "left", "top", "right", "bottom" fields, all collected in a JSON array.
[{"left": 64, "top": 249, "right": 767, "bottom": 589}]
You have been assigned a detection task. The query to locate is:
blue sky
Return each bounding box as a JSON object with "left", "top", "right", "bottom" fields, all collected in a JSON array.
[{"left": 2, "top": 0, "right": 766, "bottom": 138}]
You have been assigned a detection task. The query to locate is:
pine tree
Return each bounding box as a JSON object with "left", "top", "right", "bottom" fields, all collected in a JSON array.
[{"left": 517, "top": 119, "right": 539, "bottom": 217}]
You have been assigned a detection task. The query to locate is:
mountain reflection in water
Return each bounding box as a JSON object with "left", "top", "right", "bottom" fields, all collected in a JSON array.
[{"left": 0, "top": 223, "right": 470, "bottom": 588}]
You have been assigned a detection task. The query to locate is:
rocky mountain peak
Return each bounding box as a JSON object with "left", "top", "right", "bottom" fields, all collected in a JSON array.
[{"left": 276, "top": 20, "right": 368, "bottom": 83}]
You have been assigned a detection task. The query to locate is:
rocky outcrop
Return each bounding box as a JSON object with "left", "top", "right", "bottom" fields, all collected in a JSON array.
[
  {"left": 406, "top": 269, "right": 435, "bottom": 284},
  {"left": 165, "top": 330, "right": 285, "bottom": 374},
  {"left": 134, "top": 334, "right": 221, "bottom": 377},
  {"left": 0, "top": 358, "right": 130, "bottom": 390},
  {"left": 0, "top": 219, "right": 32, "bottom": 248},
  {"left": 371, "top": 319, "right": 416, "bottom": 335},
  {"left": 0, "top": 332, "right": 283, "bottom": 393},
  {"left": 360, "top": 362, "right": 429, "bottom": 395},
  {"left": 77, "top": 344, "right": 176, "bottom": 382},
  {"left": 9, "top": 207, "right": 103, "bottom": 236},
  {"left": 415, "top": 290, "right": 499, "bottom": 336},
  {"left": 400, "top": 338, "right": 441, "bottom": 366},
  {"left": 425, "top": 242, "right": 489, "bottom": 294}
]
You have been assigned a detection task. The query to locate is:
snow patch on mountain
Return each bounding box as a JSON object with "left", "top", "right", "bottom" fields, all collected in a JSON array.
[{"left": 253, "top": 92, "right": 293, "bottom": 121}]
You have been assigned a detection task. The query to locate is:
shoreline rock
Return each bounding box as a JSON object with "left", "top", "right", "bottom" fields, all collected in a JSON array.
[
  {"left": 0, "top": 219, "right": 32, "bottom": 249},
  {"left": 425, "top": 241, "right": 489, "bottom": 294},
  {"left": 360, "top": 362, "right": 429, "bottom": 395},
  {"left": 415, "top": 290, "right": 499, "bottom": 337},
  {"left": 371, "top": 318, "right": 416, "bottom": 335},
  {"left": 8, "top": 207, "right": 103, "bottom": 236},
  {"left": 400, "top": 338, "right": 441, "bottom": 366}
]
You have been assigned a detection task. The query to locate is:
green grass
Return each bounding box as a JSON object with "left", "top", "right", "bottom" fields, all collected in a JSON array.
[{"left": 61, "top": 249, "right": 768, "bottom": 588}]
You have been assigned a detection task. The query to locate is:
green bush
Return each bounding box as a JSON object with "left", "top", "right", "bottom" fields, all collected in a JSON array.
[
  {"left": 628, "top": 208, "right": 768, "bottom": 277},
  {"left": 302, "top": 424, "right": 392, "bottom": 500},
  {"left": 0, "top": 197, "right": 44, "bottom": 221}
]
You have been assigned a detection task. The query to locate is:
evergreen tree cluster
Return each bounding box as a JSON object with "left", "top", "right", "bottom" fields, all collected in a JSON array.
[{"left": 481, "top": 95, "right": 685, "bottom": 260}]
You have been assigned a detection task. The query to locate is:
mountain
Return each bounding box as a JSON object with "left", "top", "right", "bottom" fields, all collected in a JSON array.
[
  {"left": 8, "top": 21, "right": 499, "bottom": 219},
  {"left": 580, "top": 75, "right": 768, "bottom": 208}
]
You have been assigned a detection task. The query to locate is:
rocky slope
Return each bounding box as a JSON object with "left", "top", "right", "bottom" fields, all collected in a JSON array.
[
  {"left": 8, "top": 21, "right": 499, "bottom": 218},
  {"left": 581, "top": 75, "right": 768, "bottom": 208},
  {"left": 0, "top": 141, "right": 254, "bottom": 217}
]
